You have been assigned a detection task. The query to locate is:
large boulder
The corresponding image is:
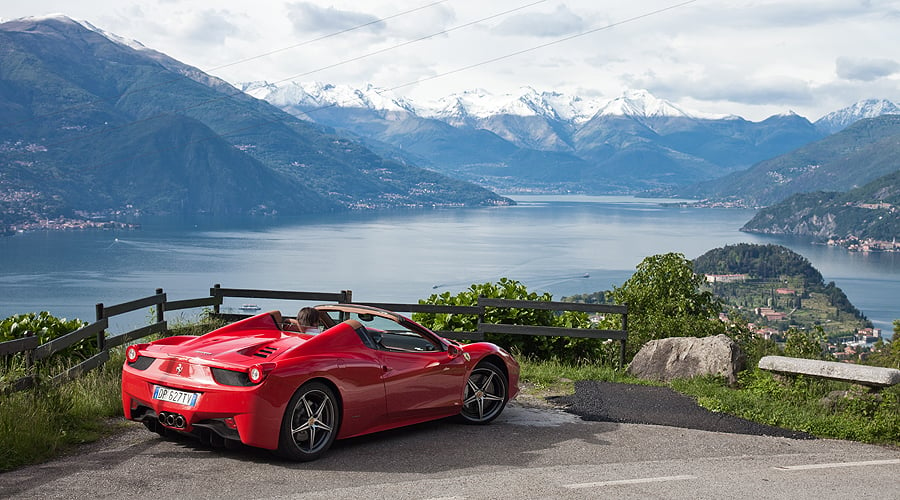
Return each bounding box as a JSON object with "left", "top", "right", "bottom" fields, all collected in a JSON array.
[{"left": 627, "top": 335, "right": 746, "bottom": 385}]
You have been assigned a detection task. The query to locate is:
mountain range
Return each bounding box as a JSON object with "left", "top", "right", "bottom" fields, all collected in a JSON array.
[
  {"left": 682, "top": 114, "right": 900, "bottom": 206},
  {"left": 2, "top": 14, "right": 898, "bottom": 232},
  {"left": 245, "top": 81, "right": 899, "bottom": 197},
  {"left": 0, "top": 16, "right": 510, "bottom": 229}
]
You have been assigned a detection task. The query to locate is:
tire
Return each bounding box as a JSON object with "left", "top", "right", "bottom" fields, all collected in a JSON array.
[
  {"left": 458, "top": 361, "right": 508, "bottom": 424},
  {"left": 276, "top": 381, "right": 340, "bottom": 461}
]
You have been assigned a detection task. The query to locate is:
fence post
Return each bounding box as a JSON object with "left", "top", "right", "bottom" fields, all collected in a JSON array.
[
  {"left": 341, "top": 290, "right": 353, "bottom": 303},
  {"left": 95, "top": 302, "right": 106, "bottom": 352},
  {"left": 212, "top": 284, "right": 221, "bottom": 314},
  {"left": 619, "top": 306, "right": 628, "bottom": 369},
  {"left": 24, "top": 330, "right": 35, "bottom": 369},
  {"left": 156, "top": 288, "right": 164, "bottom": 323},
  {"left": 477, "top": 295, "right": 486, "bottom": 338}
]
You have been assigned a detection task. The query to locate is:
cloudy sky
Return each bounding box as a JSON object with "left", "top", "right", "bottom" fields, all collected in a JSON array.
[{"left": 4, "top": 0, "right": 899, "bottom": 121}]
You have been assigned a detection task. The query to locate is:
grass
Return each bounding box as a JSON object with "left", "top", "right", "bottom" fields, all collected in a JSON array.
[
  {"left": 0, "top": 320, "right": 223, "bottom": 472},
  {"left": 670, "top": 371, "right": 900, "bottom": 445},
  {"left": 0, "top": 353, "right": 125, "bottom": 472}
]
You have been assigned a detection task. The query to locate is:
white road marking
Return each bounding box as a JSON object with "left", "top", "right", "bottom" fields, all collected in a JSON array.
[
  {"left": 774, "top": 459, "right": 900, "bottom": 471},
  {"left": 564, "top": 474, "right": 697, "bottom": 489}
]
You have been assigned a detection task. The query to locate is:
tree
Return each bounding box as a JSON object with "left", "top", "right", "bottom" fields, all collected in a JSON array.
[
  {"left": 783, "top": 326, "right": 830, "bottom": 360},
  {"left": 857, "top": 321, "right": 899, "bottom": 369},
  {"left": 606, "top": 252, "right": 726, "bottom": 360}
]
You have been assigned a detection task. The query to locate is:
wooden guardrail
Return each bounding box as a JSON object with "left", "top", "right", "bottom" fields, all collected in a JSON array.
[
  {"left": 358, "top": 298, "right": 628, "bottom": 366},
  {"left": 1, "top": 285, "right": 627, "bottom": 393}
]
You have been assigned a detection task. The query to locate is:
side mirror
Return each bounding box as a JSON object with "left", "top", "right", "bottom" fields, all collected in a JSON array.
[{"left": 448, "top": 344, "right": 463, "bottom": 358}]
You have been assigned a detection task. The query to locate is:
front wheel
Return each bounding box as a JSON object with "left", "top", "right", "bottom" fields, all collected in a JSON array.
[
  {"left": 276, "top": 381, "right": 340, "bottom": 461},
  {"left": 459, "top": 361, "right": 508, "bottom": 424}
]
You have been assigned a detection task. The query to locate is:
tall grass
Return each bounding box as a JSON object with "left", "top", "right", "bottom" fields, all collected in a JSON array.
[
  {"left": 0, "top": 320, "right": 223, "bottom": 472},
  {"left": 0, "top": 352, "right": 125, "bottom": 471}
]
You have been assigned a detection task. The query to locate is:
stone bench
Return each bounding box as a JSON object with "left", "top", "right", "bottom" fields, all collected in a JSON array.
[{"left": 758, "top": 355, "right": 900, "bottom": 388}]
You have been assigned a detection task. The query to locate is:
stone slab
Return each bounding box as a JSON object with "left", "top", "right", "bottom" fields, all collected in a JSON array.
[{"left": 758, "top": 355, "right": 900, "bottom": 387}]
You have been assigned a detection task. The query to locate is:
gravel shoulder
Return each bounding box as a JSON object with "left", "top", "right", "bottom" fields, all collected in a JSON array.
[{"left": 548, "top": 380, "right": 816, "bottom": 439}]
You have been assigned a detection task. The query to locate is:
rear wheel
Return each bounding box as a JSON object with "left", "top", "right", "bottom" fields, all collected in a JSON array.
[
  {"left": 276, "top": 381, "right": 340, "bottom": 461},
  {"left": 459, "top": 362, "right": 508, "bottom": 424}
]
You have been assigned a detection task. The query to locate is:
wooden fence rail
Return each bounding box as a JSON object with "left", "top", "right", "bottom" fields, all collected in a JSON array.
[{"left": 1, "top": 285, "right": 627, "bottom": 394}]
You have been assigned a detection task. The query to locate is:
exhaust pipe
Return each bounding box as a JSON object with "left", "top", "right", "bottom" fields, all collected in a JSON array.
[{"left": 158, "top": 412, "right": 187, "bottom": 429}]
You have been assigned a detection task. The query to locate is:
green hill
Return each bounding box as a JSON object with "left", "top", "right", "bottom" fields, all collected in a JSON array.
[
  {"left": 0, "top": 16, "right": 509, "bottom": 229},
  {"left": 740, "top": 170, "right": 900, "bottom": 246},
  {"left": 682, "top": 115, "right": 900, "bottom": 206},
  {"left": 693, "top": 244, "right": 869, "bottom": 334}
]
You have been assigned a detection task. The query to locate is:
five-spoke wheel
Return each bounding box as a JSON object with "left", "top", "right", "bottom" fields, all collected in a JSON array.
[
  {"left": 459, "top": 361, "right": 508, "bottom": 424},
  {"left": 277, "top": 381, "right": 339, "bottom": 461}
]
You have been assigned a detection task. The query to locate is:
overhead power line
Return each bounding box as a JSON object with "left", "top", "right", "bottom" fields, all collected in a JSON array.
[{"left": 388, "top": 0, "right": 699, "bottom": 91}]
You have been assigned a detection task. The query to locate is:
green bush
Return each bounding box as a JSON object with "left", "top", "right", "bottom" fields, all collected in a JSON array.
[
  {"left": 415, "top": 278, "right": 618, "bottom": 363},
  {"left": 1, "top": 312, "right": 92, "bottom": 377},
  {"left": 674, "top": 369, "right": 900, "bottom": 444},
  {"left": 783, "top": 326, "right": 831, "bottom": 360}
]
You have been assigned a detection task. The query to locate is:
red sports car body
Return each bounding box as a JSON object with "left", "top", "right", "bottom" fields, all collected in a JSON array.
[{"left": 121, "top": 304, "right": 519, "bottom": 460}]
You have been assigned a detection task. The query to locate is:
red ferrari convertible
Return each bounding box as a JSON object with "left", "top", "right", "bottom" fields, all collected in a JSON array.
[{"left": 121, "top": 304, "right": 519, "bottom": 461}]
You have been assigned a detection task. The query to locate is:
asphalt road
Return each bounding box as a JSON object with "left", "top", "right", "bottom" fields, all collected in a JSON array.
[{"left": 1, "top": 384, "right": 898, "bottom": 499}]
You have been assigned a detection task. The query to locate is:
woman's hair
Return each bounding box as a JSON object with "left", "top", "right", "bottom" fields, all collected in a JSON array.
[{"left": 296, "top": 307, "right": 319, "bottom": 327}]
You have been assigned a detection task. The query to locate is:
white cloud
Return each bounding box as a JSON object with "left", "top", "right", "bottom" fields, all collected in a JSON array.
[
  {"left": 181, "top": 9, "right": 241, "bottom": 44},
  {"left": 285, "top": 2, "right": 383, "bottom": 35},
  {"left": 836, "top": 56, "right": 900, "bottom": 82},
  {"left": 493, "top": 4, "right": 588, "bottom": 37}
]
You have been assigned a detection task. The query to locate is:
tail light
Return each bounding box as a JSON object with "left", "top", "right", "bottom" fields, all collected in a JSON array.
[
  {"left": 126, "top": 343, "right": 149, "bottom": 364},
  {"left": 248, "top": 363, "right": 276, "bottom": 384}
]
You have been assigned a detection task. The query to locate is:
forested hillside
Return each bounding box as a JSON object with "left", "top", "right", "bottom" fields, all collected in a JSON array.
[
  {"left": 740, "top": 170, "right": 900, "bottom": 247},
  {"left": 682, "top": 115, "right": 900, "bottom": 206},
  {"left": 693, "top": 244, "right": 869, "bottom": 334},
  {"left": 0, "top": 16, "right": 510, "bottom": 230}
]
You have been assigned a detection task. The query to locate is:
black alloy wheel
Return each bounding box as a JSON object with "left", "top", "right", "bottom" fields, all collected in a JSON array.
[
  {"left": 459, "top": 361, "right": 508, "bottom": 424},
  {"left": 277, "top": 381, "right": 340, "bottom": 461}
]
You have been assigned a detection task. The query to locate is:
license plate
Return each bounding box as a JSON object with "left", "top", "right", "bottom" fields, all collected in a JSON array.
[{"left": 153, "top": 386, "right": 199, "bottom": 407}]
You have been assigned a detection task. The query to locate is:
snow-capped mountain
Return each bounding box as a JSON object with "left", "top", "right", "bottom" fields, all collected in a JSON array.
[
  {"left": 246, "top": 83, "right": 710, "bottom": 124},
  {"left": 595, "top": 89, "right": 724, "bottom": 120},
  {"left": 814, "top": 98, "right": 900, "bottom": 134},
  {"left": 416, "top": 87, "right": 602, "bottom": 125},
  {"left": 240, "top": 81, "right": 417, "bottom": 116},
  {"left": 247, "top": 82, "right": 837, "bottom": 194}
]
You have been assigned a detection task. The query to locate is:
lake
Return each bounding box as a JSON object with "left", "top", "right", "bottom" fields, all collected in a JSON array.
[{"left": 1, "top": 195, "right": 897, "bottom": 337}]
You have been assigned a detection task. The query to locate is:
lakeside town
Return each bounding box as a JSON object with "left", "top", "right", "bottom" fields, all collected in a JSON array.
[
  {"left": 706, "top": 272, "right": 892, "bottom": 363},
  {"left": 827, "top": 236, "right": 900, "bottom": 252},
  {"left": 3, "top": 216, "right": 137, "bottom": 235}
]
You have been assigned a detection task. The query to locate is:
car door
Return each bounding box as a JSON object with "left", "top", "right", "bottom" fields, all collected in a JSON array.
[
  {"left": 378, "top": 347, "right": 468, "bottom": 422},
  {"left": 356, "top": 315, "right": 468, "bottom": 422}
]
